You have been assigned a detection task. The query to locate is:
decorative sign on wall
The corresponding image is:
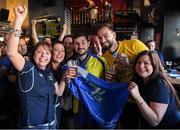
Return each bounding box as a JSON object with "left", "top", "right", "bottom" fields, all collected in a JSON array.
[
  {"left": 113, "top": 11, "right": 139, "bottom": 40},
  {"left": 36, "top": 17, "right": 61, "bottom": 39},
  {"left": 46, "top": 21, "right": 60, "bottom": 38},
  {"left": 142, "top": 0, "right": 165, "bottom": 26}
]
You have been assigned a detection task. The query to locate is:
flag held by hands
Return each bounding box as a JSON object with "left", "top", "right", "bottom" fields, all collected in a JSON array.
[{"left": 68, "top": 67, "right": 129, "bottom": 129}]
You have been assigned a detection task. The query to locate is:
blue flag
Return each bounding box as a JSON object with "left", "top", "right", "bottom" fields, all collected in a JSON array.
[{"left": 68, "top": 67, "right": 129, "bottom": 129}]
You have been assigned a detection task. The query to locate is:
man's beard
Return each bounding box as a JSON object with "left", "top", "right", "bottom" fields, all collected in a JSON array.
[
  {"left": 102, "top": 41, "right": 113, "bottom": 51},
  {"left": 77, "top": 49, "right": 87, "bottom": 57},
  {"left": 19, "top": 49, "right": 27, "bottom": 55}
]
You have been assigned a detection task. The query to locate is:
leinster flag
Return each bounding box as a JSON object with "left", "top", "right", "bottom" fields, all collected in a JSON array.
[{"left": 68, "top": 67, "right": 129, "bottom": 129}]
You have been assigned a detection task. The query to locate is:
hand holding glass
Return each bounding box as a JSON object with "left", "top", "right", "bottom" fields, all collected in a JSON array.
[
  {"left": 66, "top": 60, "right": 78, "bottom": 79},
  {"left": 105, "top": 66, "right": 116, "bottom": 83}
]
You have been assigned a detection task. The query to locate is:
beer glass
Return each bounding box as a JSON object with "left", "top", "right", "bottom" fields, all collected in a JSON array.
[
  {"left": 67, "top": 60, "right": 78, "bottom": 78},
  {"left": 166, "top": 61, "right": 172, "bottom": 70}
]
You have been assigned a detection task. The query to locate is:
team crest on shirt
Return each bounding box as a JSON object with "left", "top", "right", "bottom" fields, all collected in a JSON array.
[
  {"left": 47, "top": 75, "right": 53, "bottom": 81},
  {"left": 38, "top": 72, "right": 53, "bottom": 81},
  {"left": 39, "top": 73, "right": 43, "bottom": 77},
  {"left": 47, "top": 73, "right": 54, "bottom": 81}
]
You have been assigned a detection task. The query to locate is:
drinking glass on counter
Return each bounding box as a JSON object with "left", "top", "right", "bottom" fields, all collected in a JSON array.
[{"left": 166, "top": 61, "right": 173, "bottom": 70}]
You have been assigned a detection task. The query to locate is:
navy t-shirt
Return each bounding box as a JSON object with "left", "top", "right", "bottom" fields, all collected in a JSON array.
[
  {"left": 18, "top": 60, "right": 56, "bottom": 126},
  {"left": 139, "top": 78, "right": 180, "bottom": 128}
]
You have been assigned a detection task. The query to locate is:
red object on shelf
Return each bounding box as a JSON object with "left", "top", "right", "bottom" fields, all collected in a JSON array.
[{"left": 112, "top": 0, "right": 127, "bottom": 11}]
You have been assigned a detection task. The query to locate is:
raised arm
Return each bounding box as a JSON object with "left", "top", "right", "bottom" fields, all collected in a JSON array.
[
  {"left": 6, "top": 4, "right": 27, "bottom": 72},
  {"left": 31, "top": 19, "right": 39, "bottom": 45},
  {"left": 58, "top": 23, "right": 67, "bottom": 42}
]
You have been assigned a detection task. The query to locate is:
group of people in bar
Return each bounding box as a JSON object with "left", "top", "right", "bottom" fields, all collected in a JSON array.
[{"left": 0, "top": 3, "right": 180, "bottom": 129}]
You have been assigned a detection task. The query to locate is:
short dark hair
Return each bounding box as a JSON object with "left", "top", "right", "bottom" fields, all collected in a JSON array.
[
  {"left": 96, "top": 23, "right": 115, "bottom": 33},
  {"left": 73, "top": 33, "right": 89, "bottom": 43},
  {"left": 145, "top": 40, "right": 155, "bottom": 45}
]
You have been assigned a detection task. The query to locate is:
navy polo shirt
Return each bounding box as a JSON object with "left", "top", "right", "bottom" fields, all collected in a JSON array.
[
  {"left": 0, "top": 56, "right": 12, "bottom": 69},
  {"left": 18, "top": 60, "right": 56, "bottom": 126}
]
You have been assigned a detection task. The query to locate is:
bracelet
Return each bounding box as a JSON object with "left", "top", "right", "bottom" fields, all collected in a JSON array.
[
  {"left": 9, "top": 28, "right": 23, "bottom": 37},
  {"left": 137, "top": 100, "right": 144, "bottom": 106}
]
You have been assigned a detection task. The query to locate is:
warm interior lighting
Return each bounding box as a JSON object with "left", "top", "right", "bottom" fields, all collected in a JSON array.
[
  {"left": 144, "top": 0, "right": 150, "bottom": 6},
  {"left": 0, "top": 37, "right": 4, "bottom": 42}
]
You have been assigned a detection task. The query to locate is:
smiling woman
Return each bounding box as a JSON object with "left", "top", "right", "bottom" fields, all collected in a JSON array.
[
  {"left": 135, "top": 54, "right": 153, "bottom": 79},
  {"left": 129, "top": 50, "right": 180, "bottom": 128},
  {"left": 6, "top": 4, "right": 66, "bottom": 129}
]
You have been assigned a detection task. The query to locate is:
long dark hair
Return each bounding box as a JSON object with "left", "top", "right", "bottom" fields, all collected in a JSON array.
[
  {"left": 134, "top": 50, "right": 180, "bottom": 108},
  {"left": 52, "top": 41, "right": 65, "bottom": 66},
  {"left": 62, "top": 35, "right": 73, "bottom": 43}
]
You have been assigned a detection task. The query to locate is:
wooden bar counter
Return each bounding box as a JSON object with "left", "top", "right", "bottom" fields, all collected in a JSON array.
[
  {"left": 170, "top": 77, "right": 180, "bottom": 88},
  {"left": 168, "top": 72, "right": 180, "bottom": 97}
]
